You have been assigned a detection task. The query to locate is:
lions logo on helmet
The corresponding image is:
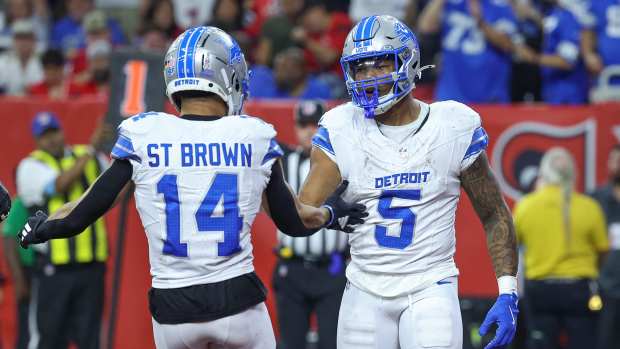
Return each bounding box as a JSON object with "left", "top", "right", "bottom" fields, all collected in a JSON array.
[
  {"left": 164, "top": 26, "right": 250, "bottom": 115},
  {"left": 340, "top": 15, "right": 433, "bottom": 118}
]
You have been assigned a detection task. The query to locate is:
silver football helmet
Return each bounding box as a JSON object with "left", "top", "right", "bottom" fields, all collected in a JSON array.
[
  {"left": 164, "top": 26, "right": 249, "bottom": 115},
  {"left": 341, "top": 15, "right": 432, "bottom": 118}
]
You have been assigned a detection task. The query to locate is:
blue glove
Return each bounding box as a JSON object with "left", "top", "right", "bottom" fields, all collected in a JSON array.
[{"left": 479, "top": 293, "right": 519, "bottom": 349}]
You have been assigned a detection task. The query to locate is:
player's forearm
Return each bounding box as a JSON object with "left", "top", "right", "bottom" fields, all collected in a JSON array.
[
  {"left": 298, "top": 203, "right": 331, "bottom": 229},
  {"left": 298, "top": 148, "right": 342, "bottom": 207},
  {"left": 461, "top": 154, "right": 518, "bottom": 277},
  {"left": 36, "top": 160, "right": 132, "bottom": 240},
  {"left": 481, "top": 206, "right": 519, "bottom": 277},
  {"left": 265, "top": 161, "right": 322, "bottom": 237}
]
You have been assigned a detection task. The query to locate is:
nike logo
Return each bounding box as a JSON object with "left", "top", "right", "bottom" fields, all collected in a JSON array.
[{"left": 437, "top": 280, "right": 452, "bottom": 285}]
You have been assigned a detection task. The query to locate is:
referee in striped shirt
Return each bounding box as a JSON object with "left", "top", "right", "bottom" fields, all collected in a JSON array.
[{"left": 273, "top": 100, "right": 348, "bottom": 349}]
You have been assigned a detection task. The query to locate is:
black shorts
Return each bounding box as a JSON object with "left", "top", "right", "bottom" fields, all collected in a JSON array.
[{"left": 149, "top": 272, "right": 267, "bottom": 324}]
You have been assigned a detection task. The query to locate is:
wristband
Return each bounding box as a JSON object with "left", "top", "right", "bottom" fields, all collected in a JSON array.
[
  {"left": 321, "top": 205, "right": 334, "bottom": 227},
  {"left": 498, "top": 275, "right": 518, "bottom": 295}
]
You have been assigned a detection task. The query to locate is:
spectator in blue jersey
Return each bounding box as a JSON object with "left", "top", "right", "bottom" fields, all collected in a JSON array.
[
  {"left": 249, "top": 47, "right": 332, "bottom": 99},
  {"left": 516, "top": 0, "right": 588, "bottom": 104},
  {"left": 50, "top": 0, "right": 125, "bottom": 58},
  {"left": 418, "top": 0, "right": 519, "bottom": 103},
  {"left": 581, "top": 0, "right": 620, "bottom": 97}
]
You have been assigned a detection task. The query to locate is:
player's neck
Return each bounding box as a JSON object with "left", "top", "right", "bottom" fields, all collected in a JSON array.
[
  {"left": 180, "top": 98, "right": 228, "bottom": 117},
  {"left": 375, "top": 97, "right": 420, "bottom": 126}
]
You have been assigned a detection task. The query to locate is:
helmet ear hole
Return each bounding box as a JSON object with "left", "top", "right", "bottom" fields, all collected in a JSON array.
[{"left": 412, "top": 61, "right": 418, "bottom": 70}]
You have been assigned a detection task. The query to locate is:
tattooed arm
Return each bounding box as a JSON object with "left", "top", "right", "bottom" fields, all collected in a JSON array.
[{"left": 460, "top": 153, "right": 518, "bottom": 277}]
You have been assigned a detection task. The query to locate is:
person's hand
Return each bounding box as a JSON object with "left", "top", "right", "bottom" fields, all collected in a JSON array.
[
  {"left": 18, "top": 211, "right": 49, "bottom": 248},
  {"left": 479, "top": 293, "right": 519, "bottom": 349},
  {"left": 584, "top": 52, "right": 603, "bottom": 75},
  {"left": 322, "top": 181, "right": 368, "bottom": 233},
  {"left": 291, "top": 27, "right": 307, "bottom": 43},
  {"left": 90, "top": 122, "right": 113, "bottom": 152},
  {"left": 515, "top": 45, "right": 539, "bottom": 65},
  {"left": 0, "top": 182, "right": 11, "bottom": 222}
]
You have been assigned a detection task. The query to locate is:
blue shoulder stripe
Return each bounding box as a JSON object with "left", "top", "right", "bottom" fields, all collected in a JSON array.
[
  {"left": 111, "top": 146, "right": 141, "bottom": 163},
  {"left": 111, "top": 134, "right": 141, "bottom": 163},
  {"left": 262, "top": 138, "right": 284, "bottom": 165},
  {"left": 312, "top": 126, "right": 335, "bottom": 156},
  {"left": 463, "top": 127, "right": 489, "bottom": 160}
]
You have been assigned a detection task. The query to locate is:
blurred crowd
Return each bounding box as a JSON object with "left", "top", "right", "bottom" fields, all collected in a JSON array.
[{"left": 0, "top": 0, "right": 619, "bottom": 102}]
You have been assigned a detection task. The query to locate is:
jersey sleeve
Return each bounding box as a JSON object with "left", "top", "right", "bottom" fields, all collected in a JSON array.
[
  {"left": 261, "top": 137, "right": 284, "bottom": 166},
  {"left": 444, "top": 101, "right": 489, "bottom": 171},
  {"left": 250, "top": 118, "right": 283, "bottom": 170},
  {"left": 311, "top": 125, "right": 336, "bottom": 162},
  {"left": 111, "top": 119, "right": 142, "bottom": 164}
]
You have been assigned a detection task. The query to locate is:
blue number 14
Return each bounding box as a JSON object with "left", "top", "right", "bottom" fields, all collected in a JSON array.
[
  {"left": 157, "top": 173, "right": 243, "bottom": 257},
  {"left": 375, "top": 189, "right": 421, "bottom": 249}
]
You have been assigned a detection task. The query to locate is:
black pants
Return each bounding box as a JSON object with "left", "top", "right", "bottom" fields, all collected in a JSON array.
[
  {"left": 598, "top": 293, "right": 620, "bottom": 349},
  {"left": 31, "top": 263, "right": 105, "bottom": 349},
  {"left": 16, "top": 267, "right": 32, "bottom": 349},
  {"left": 273, "top": 258, "right": 347, "bottom": 349},
  {"left": 525, "top": 279, "right": 598, "bottom": 349}
]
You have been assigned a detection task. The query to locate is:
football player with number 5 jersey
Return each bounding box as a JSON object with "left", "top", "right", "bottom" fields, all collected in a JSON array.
[
  {"left": 298, "top": 15, "right": 519, "bottom": 349},
  {"left": 18, "top": 27, "right": 366, "bottom": 349}
]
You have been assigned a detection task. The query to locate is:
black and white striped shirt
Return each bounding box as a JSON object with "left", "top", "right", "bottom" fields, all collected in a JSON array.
[{"left": 278, "top": 146, "right": 348, "bottom": 258}]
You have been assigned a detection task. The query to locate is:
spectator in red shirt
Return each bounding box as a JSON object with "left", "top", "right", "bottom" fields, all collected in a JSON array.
[
  {"left": 69, "top": 39, "right": 111, "bottom": 97},
  {"left": 28, "top": 49, "right": 70, "bottom": 99},
  {"left": 290, "top": 0, "right": 352, "bottom": 75}
]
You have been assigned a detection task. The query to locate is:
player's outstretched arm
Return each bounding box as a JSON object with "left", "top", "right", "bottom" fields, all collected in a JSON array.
[
  {"left": 460, "top": 152, "right": 519, "bottom": 349},
  {"left": 18, "top": 160, "right": 132, "bottom": 248},
  {"left": 263, "top": 159, "right": 365, "bottom": 237},
  {"left": 298, "top": 147, "right": 342, "bottom": 207}
]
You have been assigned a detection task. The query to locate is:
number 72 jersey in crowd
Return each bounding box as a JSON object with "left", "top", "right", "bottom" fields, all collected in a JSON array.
[
  {"left": 111, "top": 112, "right": 283, "bottom": 289},
  {"left": 312, "top": 100, "right": 488, "bottom": 298}
]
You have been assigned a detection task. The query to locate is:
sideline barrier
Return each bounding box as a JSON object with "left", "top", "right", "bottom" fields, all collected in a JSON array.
[{"left": 0, "top": 97, "right": 618, "bottom": 348}]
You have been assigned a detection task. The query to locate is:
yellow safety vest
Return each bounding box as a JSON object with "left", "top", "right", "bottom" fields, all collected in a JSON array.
[{"left": 30, "top": 146, "right": 108, "bottom": 265}]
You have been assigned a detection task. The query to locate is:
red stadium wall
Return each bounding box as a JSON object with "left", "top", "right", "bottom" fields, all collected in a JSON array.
[{"left": 0, "top": 97, "right": 618, "bottom": 348}]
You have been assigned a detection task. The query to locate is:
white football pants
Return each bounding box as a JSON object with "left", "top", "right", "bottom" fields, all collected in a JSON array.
[
  {"left": 337, "top": 277, "right": 462, "bottom": 349},
  {"left": 152, "top": 302, "right": 276, "bottom": 349}
]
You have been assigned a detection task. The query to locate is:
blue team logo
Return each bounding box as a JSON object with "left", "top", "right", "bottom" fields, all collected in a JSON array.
[
  {"left": 394, "top": 23, "right": 416, "bottom": 44},
  {"left": 230, "top": 40, "right": 243, "bottom": 65}
]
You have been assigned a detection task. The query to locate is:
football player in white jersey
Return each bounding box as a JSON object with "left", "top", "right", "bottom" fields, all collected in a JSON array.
[
  {"left": 17, "top": 26, "right": 366, "bottom": 349},
  {"left": 298, "top": 15, "right": 519, "bottom": 349}
]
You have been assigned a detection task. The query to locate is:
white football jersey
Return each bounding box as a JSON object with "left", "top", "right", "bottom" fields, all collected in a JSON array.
[
  {"left": 312, "top": 100, "right": 488, "bottom": 297},
  {"left": 111, "top": 112, "right": 282, "bottom": 289}
]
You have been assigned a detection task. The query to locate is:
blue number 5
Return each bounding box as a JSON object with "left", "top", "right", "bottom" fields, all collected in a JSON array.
[
  {"left": 157, "top": 173, "right": 243, "bottom": 257},
  {"left": 375, "top": 189, "right": 421, "bottom": 249}
]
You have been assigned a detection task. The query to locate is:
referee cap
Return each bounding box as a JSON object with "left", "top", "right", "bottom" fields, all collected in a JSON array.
[{"left": 294, "top": 100, "right": 326, "bottom": 126}]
